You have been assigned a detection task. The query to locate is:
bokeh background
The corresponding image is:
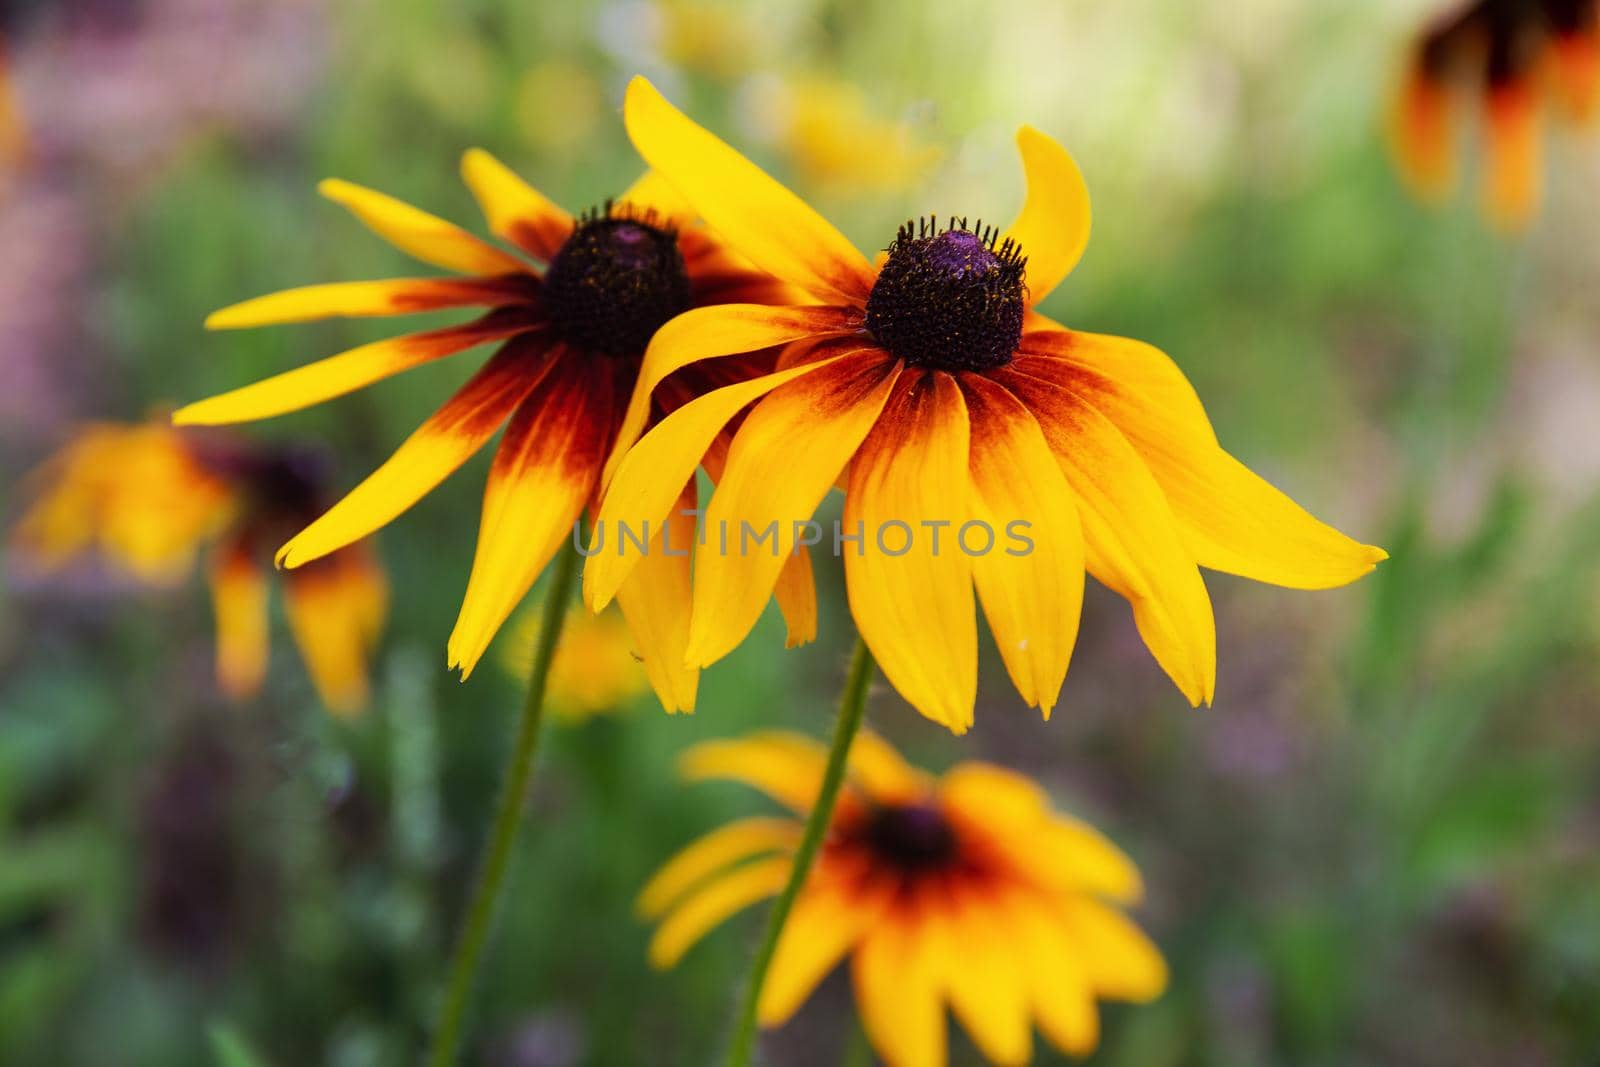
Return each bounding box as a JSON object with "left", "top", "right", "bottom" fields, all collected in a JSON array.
[{"left": 4, "top": 0, "right": 1600, "bottom": 1064}]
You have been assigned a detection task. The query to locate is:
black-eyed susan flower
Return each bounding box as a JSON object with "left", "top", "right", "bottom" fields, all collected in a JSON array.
[
  {"left": 640, "top": 731, "right": 1165, "bottom": 1067},
  {"left": 11, "top": 422, "right": 387, "bottom": 713},
  {"left": 586, "top": 77, "right": 1386, "bottom": 734},
  {"left": 1393, "top": 0, "right": 1599, "bottom": 229},
  {"left": 500, "top": 603, "right": 648, "bottom": 722},
  {"left": 175, "top": 152, "right": 817, "bottom": 712}
]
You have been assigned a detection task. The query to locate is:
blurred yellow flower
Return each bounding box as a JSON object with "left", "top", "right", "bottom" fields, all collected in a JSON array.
[
  {"left": 12, "top": 422, "right": 235, "bottom": 584},
  {"left": 514, "top": 60, "right": 603, "bottom": 153},
  {"left": 640, "top": 731, "right": 1166, "bottom": 1067},
  {"left": 654, "top": 0, "right": 764, "bottom": 79},
  {"left": 176, "top": 147, "right": 813, "bottom": 713},
  {"left": 753, "top": 76, "right": 940, "bottom": 195},
  {"left": 1392, "top": 0, "right": 1599, "bottom": 230},
  {"left": 12, "top": 422, "right": 388, "bottom": 714},
  {"left": 500, "top": 604, "right": 648, "bottom": 722},
  {"left": 590, "top": 78, "right": 1385, "bottom": 734}
]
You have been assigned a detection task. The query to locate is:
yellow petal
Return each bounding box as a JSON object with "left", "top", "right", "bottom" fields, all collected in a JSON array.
[
  {"left": 678, "top": 732, "right": 827, "bottom": 813},
  {"left": 759, "top": 873, "right": 890, "bottom": 1026},
  {"left": 176, "top": 314, "right": 539, "bottom": 426},
  {"left": 1006, "top": 889, "right": 1101, "bottom": 1057},
  {"left": 772, "top": 545, "right": 818, "bottom": 649},
  {"left": 209, "top": 543, "right": 269, "bottom": 701},
  {"left": 615, "top": 480, "right": 700, "bottom": 712},
  {"left": 848, "top": 731, "right": 933, "bottom": 806},
  {"left": 278, "top": 337, "right": 553, "bottom": 569},
  {"left": 1482, "top": 83, "right": 1542, "bottom": 232},
  {"left": 205, "top": 276, "right": 536, "bottom": 329},
  {"left": 1017, "top": 335, "right": 1386, "bottom": 589},
  {"left": 603, "top": 302, "right": 859, "bottom": 489},
  {"left": 852, "top": 908, "right": 947, "bottom": 1067},
  {"left": 1058, "top": 897, "right": 1168, "bottom": 1002},
  {"left": 637, "top": 816, "right": 801, "bottom": 920},
  {"left": 936, "top": 887, "right": 1033, "bottom": 1067},
  {"left": 617, "top": 168, "right": 698, "bottom": 230},
  {"left": 997, "top": 367, "right": 1216, "bottom": 706},
  {"left": 623, "top": 76, "right": 876, "bottom": 303},
  {"left": 1389, "top": 60, "right": 1457, "bottom": 203},
  {"left": 687, "top": 349, "right": 901, "bottom": 669},
  {"left": 284, "top": 549, "right": 389, "bottom": 714},
  {"left": 446, "top": 354, "right": 611, "bottom": 678},
  {"left": 959, "top": 374, "right": 1084, "bottom": 716},
  {"left": 459, "top": 147, "right": 574, "bottom": 261},
  {"left": 647, "top": 856, "right": 791, "bottom": 969},
  {"left": 1002, "top": 126, "right": 1092, "bottom": 308},
  {"left": 842, "top": 371, "right": 977, "bottom": 733},
  {"left": 318, "top": 177, "right": 527, "bottom": 276},
  {"left": 585, "top": 346, "right": 855, "bottom": 611}
]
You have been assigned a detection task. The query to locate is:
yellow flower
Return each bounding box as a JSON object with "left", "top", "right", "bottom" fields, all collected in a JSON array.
[
  {"left": 754, "top": 76, "right": 940, "bottom": 196},
  {"left": 1391, "top": 0, "right": 1600, "bottom": 230},
  {"left": 587, "top": 77, "right": 1386, "bottom": 734},
  {"left": 175, "top": 150, "right": 815, "bottom": 711},
  {"left": 500, "top": 604, "right": 649, "bottom": 722},
  {"left": 640, "top": 731, "right": 1166, "bottom": 1067},
  {"left": 12, "top": 423, "right": 388, "bottom": 714}
]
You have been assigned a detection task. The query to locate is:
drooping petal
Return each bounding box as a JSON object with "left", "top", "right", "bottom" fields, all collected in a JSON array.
[
  {"left": 687, "top": 350, "right": 902, "bottom": 669},
  {"left": 585, "top": 342, "right": 861, "bottom": 611},
  {"left": 283, "top": 548, "right": 389, "bottom": 714},
  {"left": 1005, "top": 888, "right": 1101, "bottom": 1058},
  {"left": 759, "top": 872, "right": 892, "bottom": 1026},
  {"left": 995, "top": 368, "right": 1216, "bottom": 706},
  {"left": 852, "top": 902, "right": 948, "bottom": 1067},
  {"left": 277, "top": 335, "right": 554, "bottom": 569},
  {"left": 1016, "top": 334, "right": 1386, "bottom": 589},
  {"left": 1389, "top": 60, "right": 1457, "bottom": 202},
  {"left": 459, "top": 147, "right": 573, "bottom": 260},
  {"left": 205, "top": 276, "right": 538, "bottom": 329},
  {"left": 1002, "top": 125, "right": 1092, "bottom": 307},
  {"left": 623, "top": 76, "right": 876, "bottom": 304},
  {"left": 772, "top": 545, "right": 818, "bottom": 649},
  {"left": 603, "top": 303, "right": 860, "bottom": 487},
  {"left": 615, "top": 480, "right": 700, "bottom": 712},
  {"left": 208, "top": 540, "right": 269, "bottom": 701},
  {"left": 1057, "top": 898, "right": 1168, "bottom": 1002},
  {"left": 636, "top": 816, "right": 801, "bottom": 920},
  {"left": 446, "top": 352, "right": 614, "bottom": 677},
  {"left": 935, "top": 885, "right": 1033, "bottom": 1067},
  {"left": 1482, "top": 81, "right": 1542, "bottom": 231},
  {"left": 677, "top": 732, "right": 828, "bottom": 813},
  {"left": 647, "top": 856, "right": 791, "bottom": 969},
  {"left": 959, "top": 373, "right": 1084, "bottom": 716},
  {"left": 318, "top": 178, "right": 527, "bottom": 275},
  {"left": 176, "top": 312, "right": 541, "bottom": 426},
  {"left": 842, "top": 370, "right": 977, "bottom": 733}
]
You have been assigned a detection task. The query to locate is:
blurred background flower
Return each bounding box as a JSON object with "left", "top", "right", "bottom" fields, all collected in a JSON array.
[{"left": 1, "top": 0, "right": 1599, "bottom": 1064}]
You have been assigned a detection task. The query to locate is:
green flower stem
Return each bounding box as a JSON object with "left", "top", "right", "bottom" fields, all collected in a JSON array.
[
  {"left": 425, "top": 543, "right": 582, "bottom": 1067},
  {"left": 725, "top": 636, "right": 875, "bottom": 1067}
]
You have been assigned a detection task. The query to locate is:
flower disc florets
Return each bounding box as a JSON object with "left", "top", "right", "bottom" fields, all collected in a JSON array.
[
  {"left": 543, "top": 204, "right": 691, "bottom": 358},
  {"left": 859, "top": 802, "right": 959, "bottom": 872},
  {"left": 865, "top": 216, "right": 1027, "bottom": 373}
]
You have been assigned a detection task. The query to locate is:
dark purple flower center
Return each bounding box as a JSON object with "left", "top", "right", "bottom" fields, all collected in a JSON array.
[
  {"left": 860, "top": 802, "right": 959, "bottom": 872},
  {"left": 542, "top": 207, "right": 690, "bottom": 359},
  {"left": 865, "top": 217, "right": 1027, "bottom": 373}
]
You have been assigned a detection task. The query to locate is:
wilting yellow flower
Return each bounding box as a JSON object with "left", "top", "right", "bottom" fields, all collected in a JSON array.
[
  {"left": 640, "top": 731, "right": 1165, "bottom": 1067},
  {"left": 500, "top": 604, "right": 648, "bottom": 721},
  {"left": 175, "top": 150, "right": 815, "bottom": 712},
  {"left": 753, "top": 76, "right": 940, "bottom": 196},
  {"left": 1392, "top": 0, "right": 1600, "bottom": 229},
  {"left": 587, "top": 77, "right": 1385, "bottom": 733},
  {"left": 11, "top": 423, "right": 387, "bottom": 713}
]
